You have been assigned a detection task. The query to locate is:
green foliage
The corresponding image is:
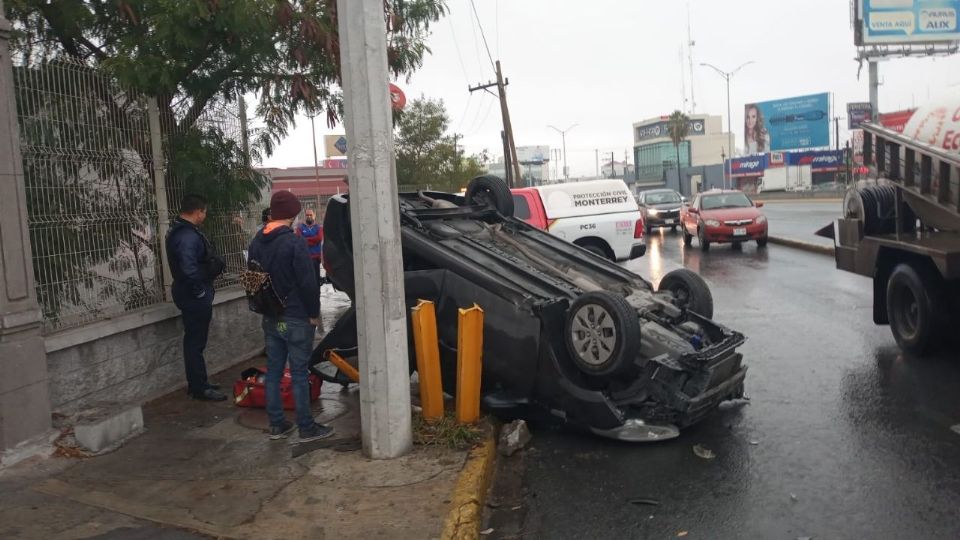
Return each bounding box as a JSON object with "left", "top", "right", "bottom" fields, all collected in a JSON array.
[
  {"left": 8, "top": 0, "right": 448, "bottom": 150},
  {"left": 667, "top": 110, "right": 690, "bottom": 171},
  {"left": 395, "top": 97, "right": 486, "bottom": 192}
]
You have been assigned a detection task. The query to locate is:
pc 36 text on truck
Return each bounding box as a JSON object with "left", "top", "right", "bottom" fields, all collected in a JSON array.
[{"left": 820, "top": 96, "right": 960, "bottom": 355}]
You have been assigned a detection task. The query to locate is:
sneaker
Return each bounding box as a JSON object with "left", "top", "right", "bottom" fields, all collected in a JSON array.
[
  {"left": 296, "top": 423, "right": 334, "bottom": 444},
  {"left": 269, "top": 420, "right": 296, "bottom": 440}
]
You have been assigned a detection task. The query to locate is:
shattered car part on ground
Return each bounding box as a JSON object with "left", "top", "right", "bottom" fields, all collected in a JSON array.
[{"left": 311, "top": 176, "right": 748, "bottom": 441}]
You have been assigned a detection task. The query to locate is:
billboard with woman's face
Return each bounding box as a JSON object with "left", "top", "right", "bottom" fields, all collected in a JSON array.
[{"left": 744, "top": 93, "right": 830, "bottom": 154}]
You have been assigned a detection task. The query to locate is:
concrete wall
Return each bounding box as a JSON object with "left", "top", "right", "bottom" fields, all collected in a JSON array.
[{"left": 44, "top": 289, "right": 262, "bottom": 413}]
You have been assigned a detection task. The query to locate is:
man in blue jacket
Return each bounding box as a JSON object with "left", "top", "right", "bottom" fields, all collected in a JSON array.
[
  {"left": 248, "top": 191, "right": 333, "bottom": 443},
  {"left": 166, "top": 194, "right": 227, "bottom": 401}
]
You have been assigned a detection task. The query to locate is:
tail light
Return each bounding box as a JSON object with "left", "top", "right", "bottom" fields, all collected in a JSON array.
[{"left": 634, "top": 219, "right": 644, "bottom": 239}]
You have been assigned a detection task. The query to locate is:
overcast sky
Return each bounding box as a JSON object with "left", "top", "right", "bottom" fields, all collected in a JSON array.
[{"left": 261, "top": 0, "right": 960, "bottom": 177}]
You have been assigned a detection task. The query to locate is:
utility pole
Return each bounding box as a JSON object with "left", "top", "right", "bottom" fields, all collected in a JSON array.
[
  {"left": 309, "top": 113, "right": 321, "bottom": 209},
  {"left": 869, "top": 61, "right": 879, "bottom": 122},
  {"left": 500, "top": 131, "right": 511, "bottom": 186},
  {"left": 834, "top": 117, "right": 841, "bottom": 151},
  {"left": 610, "top": 152, "right": 615, "bottom": 178},
  {"left": 702, "top": 61, "right": 755, "bottom": 190},
  {"left": 548, "top": 124, "right": 578, "bottom": 181},
  {"left": 337, "top": 0, "right": 412, "bottom": 459},
  {"left": 470, "top": 61, "right": 521, "bottom": 187}
]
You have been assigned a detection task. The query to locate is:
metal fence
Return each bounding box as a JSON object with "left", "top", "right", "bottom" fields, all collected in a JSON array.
[
  {"left": 13, "top": 56, "right": 263, "bottom": 332},
  {"left": 14, "top": 57, "right": 164, "bottom": 331}
]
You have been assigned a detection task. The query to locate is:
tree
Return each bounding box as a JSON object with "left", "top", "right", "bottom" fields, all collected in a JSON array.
[
  {"left": 395, "top": 97, "right": 485, "bottom": 192},
  {"left": 667, "top": 110, "right": 691, "bottom": 185},
  {"left": 8, "top": 0, "right": 447, "bottom": 153}
]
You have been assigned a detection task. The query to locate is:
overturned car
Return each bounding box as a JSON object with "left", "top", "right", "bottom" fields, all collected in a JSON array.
[{"left": 312, "top": 176, "right": 747, "bottom": 441}]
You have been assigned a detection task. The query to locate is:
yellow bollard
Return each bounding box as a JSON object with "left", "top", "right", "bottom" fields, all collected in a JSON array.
[
  {"left": 411, "top": 300, "right": 444, "bottom": 422},
  {"left": 456, "top": 304, "right": 484, "bottom": 424},
  {"left": 327, "top": 350, "right": 360, "bottom": 383}
]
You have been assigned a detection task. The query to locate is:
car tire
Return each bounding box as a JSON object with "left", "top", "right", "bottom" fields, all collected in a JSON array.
[
  {"left": 658, "top": 268, "right": 714, "bottom": 318},
  {"left": 757, "top": 236, "right": 768, "bottom": 248},
  {"left": 886, "top": 263, "right": 947, "bottom": 355},
  {"left": 683, "top": 230, "right": 693, "bottom": 246},
  {"left": 564, "top": 291, "right": 640, "bottom": 378},
  {"left": 465, "top": 175, "right": 514, "bottom": 217},
  {"left": 670, "top": 225, "right": 677, "bottom": 232},
  {"left": 698, "top": 227, "right": 711, "bottom": 252}
]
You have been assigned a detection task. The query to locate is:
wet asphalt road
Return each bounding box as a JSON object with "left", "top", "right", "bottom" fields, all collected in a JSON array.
[
  {"left": 487, "top": 232, "right": 960, "bottom": 539},
  {"left": 761, "top": 200, "right": 841, "bottom": 247}
]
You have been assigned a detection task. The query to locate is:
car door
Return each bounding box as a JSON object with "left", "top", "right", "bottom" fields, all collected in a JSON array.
[{"left": 682, "top": 195, "right": 701, "bottom": 233}]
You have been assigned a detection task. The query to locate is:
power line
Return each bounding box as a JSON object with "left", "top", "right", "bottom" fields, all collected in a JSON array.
[
  {"left": 447, "top": 13, "right": 471, "bottom": 86},
  {"left": 466, "top": 0, "right": 488, "bottom": 78},
  {"left": 456, "top": 92, "right": 475, "bottom": 134},
  {"left": 469, "top": 0, "right": 497, "bottom": 71}
]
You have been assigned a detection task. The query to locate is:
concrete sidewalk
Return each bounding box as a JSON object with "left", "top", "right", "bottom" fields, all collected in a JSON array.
[{"left": 0, "top": 361, "right": 474, "bottom": 539}]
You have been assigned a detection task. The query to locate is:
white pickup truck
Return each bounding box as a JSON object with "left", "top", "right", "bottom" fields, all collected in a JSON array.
[{"left": 511, "top": 179, "right": 646, "bottom": 260}]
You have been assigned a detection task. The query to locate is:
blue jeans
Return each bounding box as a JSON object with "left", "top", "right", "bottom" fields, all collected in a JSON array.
[{"left": 262, "top": 317, "right": 316, "bottom": 429}]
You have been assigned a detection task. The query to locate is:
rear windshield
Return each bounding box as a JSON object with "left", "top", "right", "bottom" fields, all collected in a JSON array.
[
  {"left": 512, "top": 194, "right": 531, "bottom": 220},
  {"left": 701, "top": 192, "right": 753, "bottom": 210},
  {"left": 645, "top": 191, "right": 681, "bottom": 204}
]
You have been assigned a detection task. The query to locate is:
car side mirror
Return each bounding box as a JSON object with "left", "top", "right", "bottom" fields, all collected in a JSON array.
[
  {"left": 755, "top": 201, "right": 764, "bottom": 208},
  {"left": 688, "top": 207, "right": 699, "bottom": 214}
]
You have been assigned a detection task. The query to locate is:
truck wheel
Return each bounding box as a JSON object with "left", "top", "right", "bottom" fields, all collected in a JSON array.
[
  {"left": 886, "top": 263, "right": 947, "bottom": 355},
  {"left": 565, "top": 292, "right": 640, "bottom": 377},
  {"left": 659, "top": 268, "right": 714, "bottom": 318},
  {"left": 574, "top": 239, "right": 612, "bottom": 261},
  {"left": 465, "top": 175, "right": 514, "bottom": 217}
]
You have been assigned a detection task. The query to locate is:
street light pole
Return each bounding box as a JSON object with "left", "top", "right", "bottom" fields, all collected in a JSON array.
[
  {"left": 701, "top": 61, "right": 754, "bottom": 190},
  {"left": 548, "top": 124, "right": 578, "bottom": 181}
]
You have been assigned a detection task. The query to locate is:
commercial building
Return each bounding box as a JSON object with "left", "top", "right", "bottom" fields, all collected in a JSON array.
[
  {"left": 633, "top": 114, "right": 732, "bottom": 190},
  {"left": 258, "top": 161, "right": 350, "bottom": 216}
]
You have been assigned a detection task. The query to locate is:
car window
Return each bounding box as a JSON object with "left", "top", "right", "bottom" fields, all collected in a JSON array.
[
  {"left": 701, "top": 193, "right": 753, "bottom": 210},
  {"left": 512, "top": 194, "right": 531, "bottom": 220},
  {"left": 645, "top": 192, "right": 681, "bottom": 205}
]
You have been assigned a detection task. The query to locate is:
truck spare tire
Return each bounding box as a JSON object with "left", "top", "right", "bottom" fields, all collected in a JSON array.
[
  {"left": 465, "top": 175, "right": 514, "bottom": 217},
  {"left": 564, "top": 291, "right": 640, "bottom": 377},
  {"left": 658, "top": 268, "right": 714, "bottom": 319}
]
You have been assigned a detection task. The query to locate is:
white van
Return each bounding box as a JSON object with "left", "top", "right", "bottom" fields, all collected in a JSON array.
[{"left": 512, "top": 179, "right": 646, "bottom": 260}]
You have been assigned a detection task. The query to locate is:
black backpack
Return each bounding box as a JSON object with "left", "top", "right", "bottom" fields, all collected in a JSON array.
[{"left": 240, "top": 259, "right": 286, "bottom": 317}]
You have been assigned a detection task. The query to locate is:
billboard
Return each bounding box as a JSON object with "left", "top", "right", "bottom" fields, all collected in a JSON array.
[
  {"left": 516, "top": 145, "right": 550, "bottom": 164},
  {"left": 788, "top": 150, "right": 846, "bottom": 172},
  {"left": 324, "top": 134, "right": 348, "bottom": 157},
  {"left": 635, "top": 117, "right": 707, "bottom": 143},
  {"left": 859, "top": 0, "right": 960, "bottom": 45},
  {"left": 847, "top": 102, "right": 873, "bottom": 129},
  {"left": 730, "top": 155, "right": 766, "bottom": 178},
  {"left": 744, "top": 93, "right": 830, "bottom": 153}
]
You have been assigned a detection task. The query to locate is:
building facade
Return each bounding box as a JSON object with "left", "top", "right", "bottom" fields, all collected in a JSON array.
[
  {"left": 633, "top": 114, "right": 732, "bottom": 189},
  {"left": 258, "top": 162, "right": 350, "bottom": 217}
]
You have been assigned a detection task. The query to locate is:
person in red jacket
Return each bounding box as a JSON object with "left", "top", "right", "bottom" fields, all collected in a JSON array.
[{"left": 296, "top": 208, "right": 323, "bottom": 294}]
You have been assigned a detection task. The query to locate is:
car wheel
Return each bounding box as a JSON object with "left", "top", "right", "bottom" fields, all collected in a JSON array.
[
  {"left": 658, "top": 268, "right": 714, "bottom": 318},
  {"left": 564, "top": 291, "right": 640, "bottom": 377},
  {"left": 757, "top": 236, "right": 768, "bottom": 248},
  {"left": 670, "top": 225, "right": 677, "bottom": 232},
  {"left": 698, "top": 227, "right": 711, "bottom": 252},
  {"left": 886, "top": 263, "right": 947, "bottom": 355},
  {"left": 683, "top": 229, "right": 693, "bottom": 246},
  {"left": 465, "top": 175, "right": 514, "bottom": 217}
]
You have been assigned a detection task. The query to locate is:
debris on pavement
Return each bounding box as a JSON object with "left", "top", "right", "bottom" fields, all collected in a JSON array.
[
  {"left": 790, "top": 493, "right": 799, "bottom": 502},
  {"left": 692, "top": 444, "right": 716, "bottom": 460},
  {"left": 628, "top": 497, "right": 661, "bottom": 506},
  {"left": 499, "top": 419, "right": 532, "bottom": 457},
  {"left": 749, "top": 440, "right": 760, "bottom": 445},
  {"left": 480, "top": 527, "right": 495, "bottom": 535},
  {"left": 677, "top": 531, "right": 689, "bottom": 537}
]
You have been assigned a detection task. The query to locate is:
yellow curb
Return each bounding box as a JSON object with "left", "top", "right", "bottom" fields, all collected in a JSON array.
[{"left": 441, "top": 421, "right": 498, "bottom": 540}]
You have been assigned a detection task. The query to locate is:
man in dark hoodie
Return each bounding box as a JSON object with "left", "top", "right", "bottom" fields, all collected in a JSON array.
[
  {"left": 166, "top": 194, "right": 227, "bottom": 401},
  {"left": 248, "top": 191, "right": 333, "bottom": 443}
]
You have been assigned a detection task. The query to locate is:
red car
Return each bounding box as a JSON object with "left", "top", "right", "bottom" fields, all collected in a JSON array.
[{"left": 681, "top": 190, "right": 768, "bottom": 251}]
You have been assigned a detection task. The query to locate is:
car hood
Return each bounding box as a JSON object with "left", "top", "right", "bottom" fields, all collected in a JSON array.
[{"left": 699, "top": 207, "right": 764, "bottom": 221}]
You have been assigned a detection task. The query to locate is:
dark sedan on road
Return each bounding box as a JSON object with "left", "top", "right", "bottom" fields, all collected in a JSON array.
[
  {"left": 681, "top": 189, "right": 768, "bottom": 251},
  {"left": 314, "top": 176, "right": 748, "bottom": 442},
  {"left": 638, "top": 189, "right": 684, "bottom": 233}
]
